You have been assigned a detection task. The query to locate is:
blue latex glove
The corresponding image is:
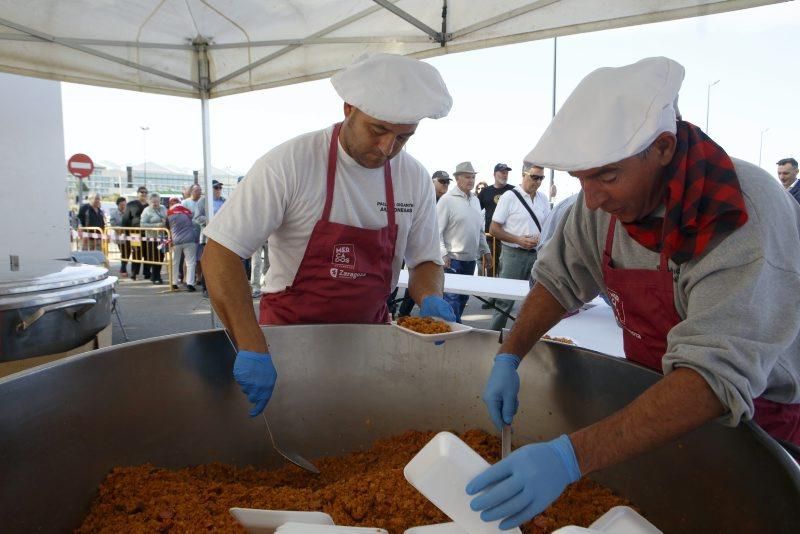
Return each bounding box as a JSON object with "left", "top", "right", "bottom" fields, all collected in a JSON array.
[
  {"left": 233, "top": 351, "right": 277, "bottom": 417},
  {"left": 466, "top": 435, "right": 581, "bottom": 530},
  {"left": 483, "top": 354, "right": 521, "bottom": 431},
  {"left": 420, "top": 295, "right": 457, "bottom": 322}
]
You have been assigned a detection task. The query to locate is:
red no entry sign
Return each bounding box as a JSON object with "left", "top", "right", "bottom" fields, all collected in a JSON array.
[{"left": 67, "top": 153, "right": 94, "bottom": 179}]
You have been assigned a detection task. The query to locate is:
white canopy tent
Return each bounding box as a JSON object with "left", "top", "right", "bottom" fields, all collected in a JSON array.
[{"left": 0, "top": 0, "right": 786, "bottom": 220}]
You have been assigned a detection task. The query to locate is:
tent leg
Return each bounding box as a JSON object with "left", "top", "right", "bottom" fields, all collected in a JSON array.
[{"left": 200, "top": 94, "right": 217, "bottom": 328}]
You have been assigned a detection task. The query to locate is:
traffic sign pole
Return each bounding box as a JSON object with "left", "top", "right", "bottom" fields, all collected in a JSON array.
[{"left": 67, "top": 153, "right": 94, "bottom": 207}]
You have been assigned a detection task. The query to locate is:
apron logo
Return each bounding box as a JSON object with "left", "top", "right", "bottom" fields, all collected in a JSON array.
[
  {"left": 608, "top": 289, "right": 643, "bottom": 339},
  {"left": 607, "top": 289, "right": 625, "bottom": 325},
  {"left": 329, "top": 267, "right": 367, "bottom": 281},
  {"left": 332, "top": 243, "right": 356, "bottom": 270}
]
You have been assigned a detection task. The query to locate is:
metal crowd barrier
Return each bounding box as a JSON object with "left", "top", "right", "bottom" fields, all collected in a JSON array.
[
  {"left": 70, "top": 226, "right": 106, "bottom": 253},
  {"left": 71, "top": 226, "right": 175, "bottom": 290}
]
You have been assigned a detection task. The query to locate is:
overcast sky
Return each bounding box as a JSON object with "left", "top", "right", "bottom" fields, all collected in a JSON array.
[{"left": 61, "top": 2, "right": 799, "bottom": 201}]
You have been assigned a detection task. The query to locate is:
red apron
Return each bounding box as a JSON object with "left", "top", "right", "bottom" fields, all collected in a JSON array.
[
  {"left": 259, "top": 123, "right": 398, "bottom": 325},
  {"left": 602, "top": 216, "right": 800, "bottom": 446}
]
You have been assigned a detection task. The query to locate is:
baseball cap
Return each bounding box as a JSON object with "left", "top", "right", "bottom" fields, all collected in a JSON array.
[
  {"left": 432, "top": 170, "right": 451, "bottom": 181},
  {"left": 494, "top": 163, "right": 512, "bottom": 172},
  {"left": 212, "top": 179, "right": 222, "bottom": 188}
]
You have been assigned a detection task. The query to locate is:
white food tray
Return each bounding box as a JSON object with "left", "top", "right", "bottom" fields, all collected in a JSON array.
[
  {"left": 229, "top": 508, "right": 334, "bottom": 534},
  {"left": 404, "top": 431, "right": 521, "bottom": 534},
  {"left": 393, "top": 320, "right": 472, "bottom": 342}
]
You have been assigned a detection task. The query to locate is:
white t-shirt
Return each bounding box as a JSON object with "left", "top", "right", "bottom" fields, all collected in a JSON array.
[
  {"left": 204, "top": 125, "right": 442, "bottom": 294},
  {"left": 492, "top": 186, "right": 551, "bottom": 247}
]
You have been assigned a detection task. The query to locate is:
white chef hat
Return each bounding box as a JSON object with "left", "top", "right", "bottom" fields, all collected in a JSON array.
[
  {"left": 331, "top": 53, "right": 453, "bottom": 124},
  {"left": 526, "top": 57, "right": 685, "bottom": 172}
]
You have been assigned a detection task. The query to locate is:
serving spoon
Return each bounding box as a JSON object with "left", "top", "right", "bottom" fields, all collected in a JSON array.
[{"left": 223, "top": 331, "right": 320, "bottom": 474}]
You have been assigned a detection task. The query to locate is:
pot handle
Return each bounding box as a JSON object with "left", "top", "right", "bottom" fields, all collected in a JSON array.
[{"left": 16, "top": 297, "right": 97, "bottom": 333}]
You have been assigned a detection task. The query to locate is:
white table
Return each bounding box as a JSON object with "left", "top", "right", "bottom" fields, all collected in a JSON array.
[
  {"left": 396, "top": 269, "right": 529, "bottom": 301},
  {"left": 396, "top": 269, "right": 624, "bottom": 358},
  {"left": 545, "top": 303, "right": 624, "bottom": 358}
]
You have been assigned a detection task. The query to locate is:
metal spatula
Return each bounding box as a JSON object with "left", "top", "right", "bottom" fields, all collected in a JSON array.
[
  {"left": 501, "top": 424, "right": 512, "bottom": 459},
  {"left": 222, "top": 331, "right": 320, "bottom": 474},
  {"left": 262, "top": 412, "right": 320, "bottom": 474}
]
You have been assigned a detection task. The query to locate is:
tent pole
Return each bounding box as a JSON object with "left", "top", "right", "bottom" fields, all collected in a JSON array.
[
  {"left": 201, "top": 96, "right": 213, "bottom": 231},
  {"left": 196, "top": 38, "right": 217, "bottom": 327},
  {"left": 201, "top": 93, "right": 217, "bottom": 328}
]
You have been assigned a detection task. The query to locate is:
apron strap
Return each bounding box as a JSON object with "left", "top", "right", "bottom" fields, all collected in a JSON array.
[
  {"left": 323, "top": 122, "right": 396, "bottom": 226},
  {"left": 603, "top": 215, "right": 617, "bottom": 263},
  {"left": 322, "top": 123, "right": 343, "bottom": 222},
  {"left": 604, "top": 215, "right": 670, "bottom": 271},
  {"left": 383, "top": 160, "right": 395, "bottom": 228}
]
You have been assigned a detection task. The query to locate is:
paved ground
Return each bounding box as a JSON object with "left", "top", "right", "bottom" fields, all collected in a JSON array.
[{"left": 110, "top": 261, "right": 523, "bottom": 344}]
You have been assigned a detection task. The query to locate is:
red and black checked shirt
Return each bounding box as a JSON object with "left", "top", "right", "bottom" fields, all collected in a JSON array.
[{"left": 621, "top": 121, "right": 748, "bottom": 265}]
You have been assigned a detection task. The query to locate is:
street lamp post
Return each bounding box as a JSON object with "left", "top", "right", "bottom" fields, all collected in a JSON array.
[
  {"left": 549, "top": 36, "right": 557, "bottom": 206},
  {"left": 705, "top": 79, "right": 720, "bottom": 134},
  {"left": 758, "top": 128, "right": 770, "bottom": 168},
  {"left": 140, "top": 126, "right": 150, "bottom": 189}
]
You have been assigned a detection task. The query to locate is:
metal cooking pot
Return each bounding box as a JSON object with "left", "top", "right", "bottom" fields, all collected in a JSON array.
[
  {"left": 0, "top": 259, "right": 116, "bottom": 361},
  {"left": 0, "top": 325, "right": 797, "bottom": 533}
]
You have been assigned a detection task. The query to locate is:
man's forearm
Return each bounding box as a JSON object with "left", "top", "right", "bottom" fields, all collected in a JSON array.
[
  {"left": 570, "top": 367, "right": 725, "bottom": 475},
  {"left": 499, "top": 283, "right": 566, "bottom": 357},
  {"left": 489, "top": 222, "right": 519, "bottom": 246},
  {"left": 202, "top": 239, "right": 268, "bottom": 353},
  {"left": 408, "top": 260, "right": 444, "bottom": 305}
]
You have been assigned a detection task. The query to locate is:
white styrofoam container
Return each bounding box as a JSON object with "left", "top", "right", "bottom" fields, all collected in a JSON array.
[
  {"left": 229, "top": 508, "right": 335, "bottom": 534},
  {"left": 276, "top": 523, "right": 388, "bottom": 533},
  {"left": 403, "top": 431, "right": 522, "bottom": 534},
  {"left": 404, "top": 522, "right": 466, "bottom": 533},
  {"left": 393, "top": 321, "right": 473, "bottom": 343},
  {"left": 408, "top": 506, "right": 661, "bottom": 534},
  {"left": 589, "top": 506, "right": 661, "bottom": 534}
]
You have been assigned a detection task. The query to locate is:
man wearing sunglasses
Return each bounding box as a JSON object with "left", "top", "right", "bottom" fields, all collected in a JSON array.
[
  {"left": 432, "top": 170, "right": 451, "bottom": 201},
  {"left": 395, "top": 170, "right": 452, "bottom": 317},
  {"left": 487, "top": 162, "right": 551, "bottom": 331},
  {"left": 121, "top": 185, "right": 151, "bottom": 281}
]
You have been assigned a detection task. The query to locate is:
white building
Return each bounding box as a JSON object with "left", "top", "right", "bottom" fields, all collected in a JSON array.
[{"left": 67, "top": 161, "right": 241, "bottom": 204}]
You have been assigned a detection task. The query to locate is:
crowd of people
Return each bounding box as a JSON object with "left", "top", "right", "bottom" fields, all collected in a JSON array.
[
  {"left": 71, "top": 175, "right": 273, "bottom": 297},
  {"left": 73, "top": 151, "right": 799, "bottom": 329}
]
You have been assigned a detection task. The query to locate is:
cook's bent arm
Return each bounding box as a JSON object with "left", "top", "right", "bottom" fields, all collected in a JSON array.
[
  {"left": 499, "top": 282, "right": 566, "bottom": 358},
  {"left": 203, "top": 239, "right": 269, "bottom": 353}
]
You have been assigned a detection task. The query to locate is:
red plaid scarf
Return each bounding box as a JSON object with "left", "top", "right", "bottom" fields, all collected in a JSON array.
[{"left": 621, "top": 121, "right": 748, "bottom": 264}]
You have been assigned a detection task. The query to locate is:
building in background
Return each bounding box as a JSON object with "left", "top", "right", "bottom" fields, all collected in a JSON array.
[{"left": 66, "top": 161, "right": 241, "bottom": 206}]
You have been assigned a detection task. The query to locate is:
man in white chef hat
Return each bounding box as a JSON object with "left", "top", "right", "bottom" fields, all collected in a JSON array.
[
  {"left": 468, "top": 57, "right": 800, "bottom": 529},
  {"left": 202, "top": 53, "right": 457, "bottom": 417}
]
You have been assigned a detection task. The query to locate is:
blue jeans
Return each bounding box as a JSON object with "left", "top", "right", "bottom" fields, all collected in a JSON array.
[{"left": 443, "top": 259, "right": 477, "bottom": 323}]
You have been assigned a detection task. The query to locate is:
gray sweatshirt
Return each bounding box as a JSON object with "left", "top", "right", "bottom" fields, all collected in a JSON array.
[
  {"left": 437, "top": 188, "right": 490, "bottom": 261},
  {"left": 139, "top": 205, "right": 167, "bottom": 239},
  {"left": 533, "top": 158, "right": 800, "bottom": 427}
]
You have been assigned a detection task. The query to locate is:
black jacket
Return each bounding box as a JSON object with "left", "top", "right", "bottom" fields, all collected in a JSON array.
[
  {"left": 788, "top": 180, "right": 800, "bottom": 206},
  {"left": 77, "top": 203, "right": 105, "bottom": 228},
  {"left": 122, "top": 200, "right": 146, "bottom": 227}
]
